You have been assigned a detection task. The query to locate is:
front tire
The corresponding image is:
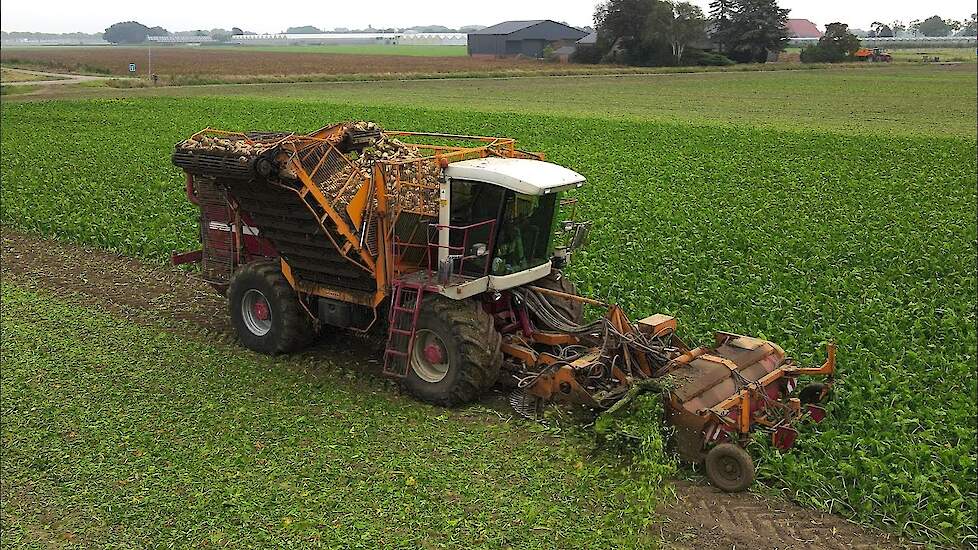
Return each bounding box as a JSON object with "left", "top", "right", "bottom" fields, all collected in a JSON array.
[
  {"left": 228, "top": 261, "right": 314, "bottom": 355},
  {"left": 403, "top": 295, "right": 502, "bottom": 406}
]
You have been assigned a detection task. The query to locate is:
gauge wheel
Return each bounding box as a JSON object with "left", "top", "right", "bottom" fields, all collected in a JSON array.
[
  {"left": 228, "top": 260, "right": 314, "bottom": 355},
  {"left": 705, "top": 443, "right": 755, "bottom": 493},
  {"left": 403, "top": 295, "right": 502, "bottom": 406}
]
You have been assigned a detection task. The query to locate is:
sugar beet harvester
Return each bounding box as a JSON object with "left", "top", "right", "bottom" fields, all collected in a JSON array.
[{"left": 172, "top": 122, "right": 835, "bottom": 492}]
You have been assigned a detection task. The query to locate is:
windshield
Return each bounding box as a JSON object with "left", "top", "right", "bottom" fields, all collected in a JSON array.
[
  {"left": 492, "top": 192, "right": 556, "bottom": 276},
  {"left": 449, "top": 179, "right": 557, "bottom": 276}
]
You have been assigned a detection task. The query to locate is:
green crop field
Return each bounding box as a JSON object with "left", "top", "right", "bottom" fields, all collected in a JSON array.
[
  {"left": 1, "top": 67, "right": 976, "bottom": 547},
  {"left": 23, "top": 64, "right": 977, "bottom": 138},
  {"left": 0, "top": 283, "right": 657, "bottom": 548},
  {"left": 884, "top": 47, "right": 978, "bottom": 63},
  {"left": 782, "top": 46, "right": 977, "bottom": 63},
  {"left": 228, "top": 64, "right": 977, "bottom": 137}
]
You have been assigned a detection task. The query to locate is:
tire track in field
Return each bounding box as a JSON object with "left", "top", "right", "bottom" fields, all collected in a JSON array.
[{"left": 0, "top": 229, "right": 904, "bottom": 550}]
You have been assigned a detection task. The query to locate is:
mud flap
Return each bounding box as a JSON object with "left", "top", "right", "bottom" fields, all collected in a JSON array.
[
  {"left": 806, "top": 405, "right": 827, "bottom": 423},
  {"left": 772, "top": 426, "right": 799, "bottom": 450}
]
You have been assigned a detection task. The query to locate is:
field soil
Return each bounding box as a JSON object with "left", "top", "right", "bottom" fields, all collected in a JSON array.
[
  {"left": 0, "top": 229, "right": 903, "bottom": 549},
  {"left": 1, "top": 67, "right": 116, "bottom": 86},
  {"left": 0, "top": 47, "right": 561, "bottom": 77}
]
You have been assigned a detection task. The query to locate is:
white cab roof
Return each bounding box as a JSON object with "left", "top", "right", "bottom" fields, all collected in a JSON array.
[{"left": 445, "top": 157, "right": 585, "bottom": 196}]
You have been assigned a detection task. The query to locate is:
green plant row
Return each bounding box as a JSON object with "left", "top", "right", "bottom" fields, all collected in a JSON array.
[
  {"left": 1, "top": 97, "right": 975, "bottom": 546},
  {"left": 0, "top": 282, "right": 657, "bottom": 548}
]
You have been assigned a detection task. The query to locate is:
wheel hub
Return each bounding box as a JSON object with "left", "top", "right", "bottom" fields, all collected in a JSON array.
[
  {"left": 720, "top": 457, "right": 740, "bottom": 479},
  {"left": 411, "top": 329, "right": 450, "bottom": 383},
  {"left": 423, "top": 342, "right": 445, "bottom": 364},
  {"left": 253, "top": 299, "right": 270, "bottom": 321},
  {"left": 241, "top": 289, "right": 273, "bottom": 336}
]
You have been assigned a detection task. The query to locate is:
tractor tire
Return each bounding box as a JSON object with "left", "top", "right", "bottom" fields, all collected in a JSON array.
[
  {"left": 532, "top": 269, "right": 584, "bottom": 325},
  {"left": 704, "top": 443, "right": 755, "bottom": 492},
  {"left": 799, "top": 382, "right": 829, "bottom": 405},
  {"left": 228, "top": 261, "right": 314, "bottom": 355},
  {"left": 403, "top": 295, "right": 502, "bottom": 407}
]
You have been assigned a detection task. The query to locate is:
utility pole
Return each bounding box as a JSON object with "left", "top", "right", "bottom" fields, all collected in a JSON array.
[{"left": 148, "top": 43, "right": 153, "bottom": 78}]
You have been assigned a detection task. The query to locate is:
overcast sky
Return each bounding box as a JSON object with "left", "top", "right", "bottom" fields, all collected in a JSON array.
[{"left": 1, "top": 0, "right": 974, "bottom": 34}]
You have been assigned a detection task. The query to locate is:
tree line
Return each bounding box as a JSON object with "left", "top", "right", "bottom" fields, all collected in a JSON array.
[
  {"left": 574, "top": 0, "right": 788, "bottom": 66},
  {"left": 801, "top": 13, "right": 977, "bottom": 64},
  {"left": 868, "top": 14, "right": 978, "bottom": 38},
  {"left": 574, "top": 0, "right": 976, "bottom": 67}
]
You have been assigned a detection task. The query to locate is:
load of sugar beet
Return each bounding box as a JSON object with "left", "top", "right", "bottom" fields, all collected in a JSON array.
[{"left": 172, "top": 121, "right": 438, "bottom": 217}]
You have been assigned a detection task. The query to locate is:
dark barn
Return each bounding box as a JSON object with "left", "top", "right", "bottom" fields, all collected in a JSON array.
[{"left": 467, "top": 20, "right": 588, "bottom": 58}]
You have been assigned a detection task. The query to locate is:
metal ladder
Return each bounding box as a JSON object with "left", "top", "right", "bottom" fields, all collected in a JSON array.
[{"left": 383, "top": 281, "right": 426, "bottom": 378}]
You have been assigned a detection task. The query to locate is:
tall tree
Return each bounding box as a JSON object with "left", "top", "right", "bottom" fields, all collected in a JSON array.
[
  {"left": 594, "top": 0, "right": 656, "bottom": 63},
  {"left": 800, "top": 22, "right": 860, "bottom": 63},
  {"left": 285, "top": 25, "right": 324, "bottom": 34},
  {"left": 725, "top": 0, "right": 789, "bottom": 63},
  {"left": 647, "top": 2, "right": 707, "bottom": 64},
  {"left": 103, "top": 21, "right": 168, "bottom": 44},
  {"left": 708, "top": 0, "right": 735, "bottom": 53},
  {"left": 209, "top": 29, "right": 232, "bottom": 42},
  {"left": 913, "top": 15, "right": 953, "bottom": 37},
  {"left": 870, "top": 21, "right": 893, "bottom": 38},
  {"left": 960, "top": 13, "right": 977, "bottom": 36}
]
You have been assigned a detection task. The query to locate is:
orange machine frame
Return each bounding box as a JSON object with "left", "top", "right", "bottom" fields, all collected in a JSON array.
[{"left": 255, "top": 126, "right": 543, "bottom": 318}]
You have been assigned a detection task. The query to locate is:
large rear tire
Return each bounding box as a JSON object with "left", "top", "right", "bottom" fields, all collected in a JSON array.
[
  {"left": 228, "top": 261, "right": 314, "bottom": 355},
  {"left": 403, "top": 295, "right": 502, "bottom": 406},
  {"left": 532, "top": 269, "right": 584, "bottom": 325}
]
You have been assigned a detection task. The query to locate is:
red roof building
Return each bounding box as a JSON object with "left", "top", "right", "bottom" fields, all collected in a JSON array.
[{"left": 786, "top": 19, "right": 823, "bottom": 38}]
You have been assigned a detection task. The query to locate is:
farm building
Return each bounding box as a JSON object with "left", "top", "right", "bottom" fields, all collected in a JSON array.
[
  {"left": 786, "top": 19, "right": 823, "bottom": 39},
  {"left": 553, "top": 32, "right": 598, "bottom": 62},
  {"left": 468, "top": 20, "right": 588, "bottom": 58}
]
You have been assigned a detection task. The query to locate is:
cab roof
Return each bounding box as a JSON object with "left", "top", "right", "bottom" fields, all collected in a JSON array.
[{"left": 445, "top": 157, "right": 585, "bottom": 196}]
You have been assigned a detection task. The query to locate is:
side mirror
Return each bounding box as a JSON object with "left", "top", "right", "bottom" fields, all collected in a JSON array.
[{"left": 569, "top": 222, "right": 591, "bottom": 251}]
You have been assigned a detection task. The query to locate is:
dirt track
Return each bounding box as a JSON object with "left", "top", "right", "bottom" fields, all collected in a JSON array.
[
  {"left": 0, "top": 229, "right": 904, "bottom": 549},
  {"left": 0, "top": 47, "right": 547, "bottom": 77},
  {"left": 1, "top": 67, "right": 126, "bottom": 86}
]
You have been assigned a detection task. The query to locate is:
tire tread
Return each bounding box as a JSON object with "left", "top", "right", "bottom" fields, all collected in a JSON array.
[{"left": 403, "top": 295, "right": 501, "bottom": 406}]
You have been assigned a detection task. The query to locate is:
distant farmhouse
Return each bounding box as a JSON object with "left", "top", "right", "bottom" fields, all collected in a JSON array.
[
  {"left": 786, "top": 19, "right": 823, "bottom": 39},
  {"left": 467, "top": 20, "right": 587, "bottom": 58}
]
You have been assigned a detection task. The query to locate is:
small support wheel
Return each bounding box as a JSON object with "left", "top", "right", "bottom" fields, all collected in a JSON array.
[
  {"left": 705, "top": 443, "right": 755, "bottom": 492},
  {"left": 799, "top": 382, "right": 829, "bottom": 405}
]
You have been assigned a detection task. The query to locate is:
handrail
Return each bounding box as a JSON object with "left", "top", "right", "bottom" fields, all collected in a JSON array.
[{"left": 393, "top": 218, "right": 497, "bottom": 279}]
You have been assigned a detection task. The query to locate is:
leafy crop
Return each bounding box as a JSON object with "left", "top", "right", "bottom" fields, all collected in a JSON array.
[
  {"left": 595, "top": 381, "right": 677, "bottom": 507},
  {"left": 17, "top": 64, "right": 974, "bottom": 138},
  {"left": 0, "top": 283, "right": 659, "bottom": 548},
  {"left": 1, "top": 96, "right": 976, "bottom": 546}
]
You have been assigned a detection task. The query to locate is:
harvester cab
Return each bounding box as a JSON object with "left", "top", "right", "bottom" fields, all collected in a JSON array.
[
  {"left": 171, "top": 121, "right": 836, "bottom": 492},
  {"left": 417, "top": 156, "right": 588, "bottom": 297}
]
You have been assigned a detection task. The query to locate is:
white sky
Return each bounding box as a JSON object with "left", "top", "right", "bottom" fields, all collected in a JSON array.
[{"left": 1, "top": 0, "right": 974, "bottom": 34}]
